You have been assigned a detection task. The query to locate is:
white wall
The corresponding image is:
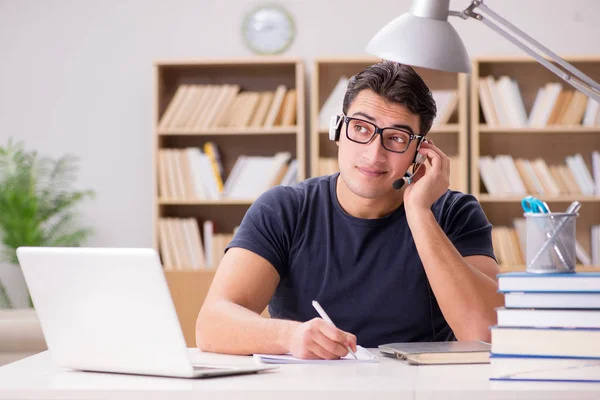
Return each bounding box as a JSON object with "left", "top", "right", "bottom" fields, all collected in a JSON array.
[{"left": 0, "top": 0, "right": 599, "bottom": 298}]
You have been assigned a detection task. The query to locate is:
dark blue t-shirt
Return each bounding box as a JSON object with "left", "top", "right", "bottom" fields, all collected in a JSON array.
[{"left": 226, "top": 173, "right": 496, "bottom": 348}]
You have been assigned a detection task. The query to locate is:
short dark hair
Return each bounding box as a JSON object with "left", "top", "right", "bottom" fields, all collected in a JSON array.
[{"left": 342, "top": 61, "right": 437, "bottom": 135}]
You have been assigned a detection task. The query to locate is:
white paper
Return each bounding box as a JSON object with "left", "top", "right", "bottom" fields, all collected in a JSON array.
[{"left": 253, "top": 345, "right": 379, "bottom": 364}]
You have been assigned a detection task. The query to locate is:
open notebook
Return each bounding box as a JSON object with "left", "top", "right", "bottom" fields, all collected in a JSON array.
[{"left": 254, "top": 345, "right": 379, "bottom": 364}]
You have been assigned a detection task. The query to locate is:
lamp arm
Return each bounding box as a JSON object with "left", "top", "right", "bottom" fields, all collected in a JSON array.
[{"left": 451, "top": 0, "right": 600, "bottom": 103}]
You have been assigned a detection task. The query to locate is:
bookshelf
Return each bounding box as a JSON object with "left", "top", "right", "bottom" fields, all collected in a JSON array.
[
  {"left": 470, "top": 56, "right": 600, "bottom": 272},
  {"left": 310, "top": 57, "right": 469, "bottom": 193},
  {"left": 153, "top": 57, "right": 305, "bottom": 346}
]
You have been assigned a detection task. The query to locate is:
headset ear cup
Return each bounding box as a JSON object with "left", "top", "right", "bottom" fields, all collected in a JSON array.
[{"left": 329, "top": 115, "right": 342, "bottom": 141}]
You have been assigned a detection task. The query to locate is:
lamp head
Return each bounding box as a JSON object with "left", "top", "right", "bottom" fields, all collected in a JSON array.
[{"left": 366, "top": 0, "right": 471, "bottom": 73}]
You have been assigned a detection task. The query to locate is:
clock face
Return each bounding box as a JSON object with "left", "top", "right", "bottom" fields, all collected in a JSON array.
[{"left": 242, "top": 5, "right": 295, "bottom": 55}]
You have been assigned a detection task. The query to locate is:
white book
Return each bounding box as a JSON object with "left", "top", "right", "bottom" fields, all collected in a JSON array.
[
  {"left": 492, "top": 157, "right": 513, "bottom": 195},
  {"left": 592, "top": 151, "right": 600, "bottom": 196},
  {"left": 222, "top": 156, "right": 247, "bottom": 198},
  {"left": 281, "top": 159, "right": 299, "bottom": 186},
  {"left": 576, "top": 240, "right": 592, "bottom": 266},
  {"left": 527, "top": 87, "right": 546, "bottom": 126},
  {"left": 497, "top": 308, "right": 600, "bottom": 329},
  {"left": 196, "top": 151, "right": 221, "bottom": 200},
  {"left": 504, "top": 291, "right": 600, "bottom": 309},
  {"left": 532, "top": 158, "right": 560, "bottom": 196},
  {"left": 498, "top": 155, "right": 526, "bottom": 195},
  {"left": 478, "top": 156, "right": 500, "bottom": 195},
  {"left": 187, "top": 218, "right": 205, "bottom": 269},
  {"left": 573, "top": 154, "right": 596, "bottom": 195},
  {"left": 583, "top": 99, "right": 600, "bottom": 126},
  {"left": 591, "top": 225, "right": 600, "bottom": 266},
  {"left": 522, "top": 159, "right": 545, "bottom": 194},
  {"left": 260, "top": 152, "right": 292, "bottom": 192},
  {"left": 509, "top": 78, "right": 528, "bottom": 127},
  {"left": 319, "top": 76, "right": 349, "bottom": 130},
  {"left": 431, "top": 90, "right": 456, "bottom": 125},
  {"left": 566, "top": 155, "right": 593, "bottom": 195},
  {"left": 486, "top": 76, "right": 509, "bottom": 126},
  {"left": 203, "top": 220, "right": 214, "bottom": 268},
  {"left": 496, "top": 76, "right": 521, "bottom": 127},
  {"left": 536, "top": 83, "right": 562, "bottom": 127},
  {"left": 184, "top": 148, "right": 207, "bottom": 199}
]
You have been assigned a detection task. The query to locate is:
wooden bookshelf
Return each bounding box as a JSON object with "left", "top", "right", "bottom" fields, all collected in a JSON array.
[
  {"left": 153, "top": 57, "right": 305, "bottom": 346},
  {"left": 470, "top": 56, "right": 600, "bottom": 270},
  {"left": 310, "top": 57, "right": 469, "bottom": 193}
]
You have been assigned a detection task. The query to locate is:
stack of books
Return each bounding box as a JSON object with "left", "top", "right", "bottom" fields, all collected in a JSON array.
[{"left": 490, "top": 272, "right": 600, "bottom": 382}]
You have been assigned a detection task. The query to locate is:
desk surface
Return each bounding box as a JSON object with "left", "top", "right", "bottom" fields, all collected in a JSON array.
[{"left": 1, "top": 349, "right": 600, "bottom": 400}]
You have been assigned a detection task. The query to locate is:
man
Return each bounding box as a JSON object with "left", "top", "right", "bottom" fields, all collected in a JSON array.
[{"left": 196, "top": 61, "right": 504, "bottom": 360}]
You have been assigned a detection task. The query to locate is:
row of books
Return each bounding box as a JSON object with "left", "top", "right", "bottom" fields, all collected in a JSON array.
[
  {"left": 479, "top": 76, "right": 600, "bottom": 127},
  {"left": 158, "top": 146, "right": 298, "bottom": 200},
  {"left": 492, "top": 221, "right": 600, "bottom": 268},
  {"left": 317, "top": 77, "right": 458, "bottom": 130},
  {"left": 490, "top": 273, "right": 600, "bottom": 382},
  {"left": 479, "top": 152, "right": 600, "bottom": 196},
  {"left": 158, "top": 84, "right": 296, "bottom": 131},
  {"left": 158, "top": 218, "right": 234, "bottom": 270}
]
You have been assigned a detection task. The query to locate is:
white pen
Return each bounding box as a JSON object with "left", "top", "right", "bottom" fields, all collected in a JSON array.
[{"left": 311, "top": 300, "right": 358, "bottom": 360}]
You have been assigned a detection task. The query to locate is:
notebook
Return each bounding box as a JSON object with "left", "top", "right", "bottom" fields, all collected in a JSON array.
[
  {"left": 378, "top": 341, "right": 491, "bottom": 365},
  {"left": 253, "top": 345, "right": 379, "bottom": 364}
]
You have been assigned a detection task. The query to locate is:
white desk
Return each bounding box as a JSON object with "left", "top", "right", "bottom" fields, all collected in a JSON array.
[{"left": 0, "top": 349, "right": 599, "bottom": 400}]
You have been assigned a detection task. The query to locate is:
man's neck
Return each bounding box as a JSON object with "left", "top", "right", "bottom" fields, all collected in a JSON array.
[{"left": 335, "top": 175, "right": 405, "bottom": 219}]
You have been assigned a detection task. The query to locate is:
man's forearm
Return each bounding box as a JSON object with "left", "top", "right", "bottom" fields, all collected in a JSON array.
[
  {"left": 196, "top": 301, "right": 299, "bottom": 355},
  {"left": 406, "top": 207, "right": 504, "bottom": 341}
]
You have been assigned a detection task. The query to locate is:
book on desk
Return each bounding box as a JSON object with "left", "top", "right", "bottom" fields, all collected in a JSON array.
[
  {"left": 378, "top": 341, "right": 491, "bottom": 365},
  {"left": 491, "top": 272, "right": 600, "bottom": 382}
]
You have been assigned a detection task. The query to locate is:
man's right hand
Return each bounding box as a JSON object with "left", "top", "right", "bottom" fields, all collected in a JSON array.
[{"left": 288, "top": 318, "right": 358, "bottom": 360}]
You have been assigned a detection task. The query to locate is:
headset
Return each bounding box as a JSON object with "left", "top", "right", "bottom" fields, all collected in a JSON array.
[{"left": 329, "top": 115, "right": 427, "bottom": 190}]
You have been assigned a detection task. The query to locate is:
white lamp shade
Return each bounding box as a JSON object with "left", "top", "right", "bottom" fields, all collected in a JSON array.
[{"left": 366, "top": 12, "right": 471, "bottom": 74}]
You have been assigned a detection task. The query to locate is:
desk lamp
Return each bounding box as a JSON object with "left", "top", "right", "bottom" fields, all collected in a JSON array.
[{"left": 366, "top": 0, "right": 600, "bottom": 102}]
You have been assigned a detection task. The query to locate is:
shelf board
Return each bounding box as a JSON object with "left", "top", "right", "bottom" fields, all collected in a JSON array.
[
  {"left": 478, "top": 195, "right": 600, "bottom": 203},
  {"left": 317, "top": 124, "right": 460, "bottom": 135},
  {"left": 479, "top": 125, "right": 600, "bottom": 134},
  {"left": 158, "top": 127, "right": 298, "bottom": 136},
  {"left": 500, "top": 266, "right": 600, "bottom": 273},
  {"left": 159, "top": 198, "right": 254, "bottom": 205}
]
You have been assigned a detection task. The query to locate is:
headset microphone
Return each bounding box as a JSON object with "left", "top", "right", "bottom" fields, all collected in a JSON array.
[{"left": 392, "top": 153, "right": 426, "bottom": 190}]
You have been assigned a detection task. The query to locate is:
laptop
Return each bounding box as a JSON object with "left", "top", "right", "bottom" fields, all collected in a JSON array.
[{"left": 16, "top": 246, "right": 277, "bottom": 378}]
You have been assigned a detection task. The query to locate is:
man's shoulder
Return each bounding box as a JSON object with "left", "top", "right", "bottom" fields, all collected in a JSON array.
[
  {"left": 435, "top": 189, "right": 480, "bottom": 208},
  {"left": 432, "top": 189, "right": 483, "bottom": 218}
]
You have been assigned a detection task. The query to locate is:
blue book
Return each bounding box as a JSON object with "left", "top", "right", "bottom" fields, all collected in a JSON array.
[
  {"left": 502, "top": 291, "right": 600, "bottom": 309},
  {"left": 498, "top": 272, "right": 600, "bottom": 292}
]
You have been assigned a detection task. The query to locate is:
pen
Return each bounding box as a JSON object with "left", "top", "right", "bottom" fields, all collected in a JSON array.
[{"left": 311, "top": 300, "right": 358, "bottom": 360}]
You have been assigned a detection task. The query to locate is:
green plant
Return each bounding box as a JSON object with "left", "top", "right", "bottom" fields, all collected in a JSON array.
[{"left": 0, "top": 139, "right": 95, "bottom": 308}]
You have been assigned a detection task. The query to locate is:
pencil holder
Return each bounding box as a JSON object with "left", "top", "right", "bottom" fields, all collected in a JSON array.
[{"left": 525, "top": 212, "right": 578, "bottom": 273}]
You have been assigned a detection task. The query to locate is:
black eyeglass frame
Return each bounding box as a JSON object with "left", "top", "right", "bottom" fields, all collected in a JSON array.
[{"left": 342, "top": 115, "right": 425, "bottom": 154}]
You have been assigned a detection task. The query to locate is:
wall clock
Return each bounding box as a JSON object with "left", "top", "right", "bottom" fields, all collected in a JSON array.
[{"left": 242, "top": 4, "right": 295, "bottom": 55}]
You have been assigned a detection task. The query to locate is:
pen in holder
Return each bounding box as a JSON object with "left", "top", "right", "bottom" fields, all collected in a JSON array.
[{"left": 525, "top": 201, "right": 581, "bottom": 274}]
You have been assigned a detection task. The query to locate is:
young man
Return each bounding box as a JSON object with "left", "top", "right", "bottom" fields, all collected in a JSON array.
[{"left": 196, "top": 61, "right": 504, "bottom": 360}]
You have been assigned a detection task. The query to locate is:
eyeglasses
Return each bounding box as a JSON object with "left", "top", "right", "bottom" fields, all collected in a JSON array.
[{"left": 342, "top": 115, "right": 424, "bottom": 154}]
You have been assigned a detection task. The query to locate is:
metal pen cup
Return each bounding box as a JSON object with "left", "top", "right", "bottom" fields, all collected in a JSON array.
[{"left": 525, "top": 211, "right": 578, "bottom": 273}]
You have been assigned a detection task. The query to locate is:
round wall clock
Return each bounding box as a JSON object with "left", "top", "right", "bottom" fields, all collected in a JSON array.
[{"left": 242, "top": 4, "right": 295, "bottom": 55}]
